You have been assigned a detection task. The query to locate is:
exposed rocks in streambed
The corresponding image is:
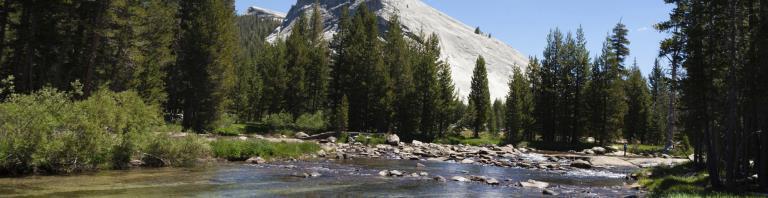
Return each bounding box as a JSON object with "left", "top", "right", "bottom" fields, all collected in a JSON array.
[
  {"left": 246, "top": 157, "right": 266, "bottom": 164},
  {"left": 291, "top": 171, "right": 322, "bottom": 178},
  {"left": 570, "top": 159, "right": 593, "bottom": 169}
]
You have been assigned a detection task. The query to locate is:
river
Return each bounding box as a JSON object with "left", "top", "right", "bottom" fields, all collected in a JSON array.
[{"left": 0, "top": 158, "right": 642, "bottom": 197}]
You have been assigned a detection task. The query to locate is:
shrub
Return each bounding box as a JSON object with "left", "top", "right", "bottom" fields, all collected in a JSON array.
[
  {"left": 210, "top": 139, "right": 319, "bottom": 160},
  {"left": 294, "top": 111, "right": 327, "bottom": 132},
  {"left": 214, "top": 124, "right": 245, "bottom": 136},
  {"left": 0, "top": 88, "right": 162, "bottom": 174},
  {"left": 260, "top": 112, "right": 293, "bottom": 132},
  {"left": 143, "top": 134, "right": 210, "bottom": 167}
]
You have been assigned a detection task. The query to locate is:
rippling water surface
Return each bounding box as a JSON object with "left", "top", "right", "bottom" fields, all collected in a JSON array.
[{"left": 0, "top": 159, "right": 642, "bottom": 197}]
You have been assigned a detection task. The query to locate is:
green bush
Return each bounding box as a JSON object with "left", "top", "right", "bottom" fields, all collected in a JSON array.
[
  {"left": 0, "top": 88, "right": 162, "bottom": 175},
  {"left": 214, "top": 124, "right": 245, "bottom": 136},
  {"left": 294, "top": 111, "right": 327, "bottom": 132},
  {"left": 143, "top": 134, "right": 210, "bottom": 167},
  {"left": 260, "top": 112, "right": 293, "bottom": 132},
  {"left": 210, "top": 139, "right": 320, "bottom": 160}
]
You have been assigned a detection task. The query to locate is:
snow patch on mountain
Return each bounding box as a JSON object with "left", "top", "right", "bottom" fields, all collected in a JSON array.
[{"left": 265, "top": 0, "right": 529, "bottom": 100}]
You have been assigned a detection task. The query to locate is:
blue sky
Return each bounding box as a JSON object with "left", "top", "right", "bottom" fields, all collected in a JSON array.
[{"left": 235, "top": 0, "right": 674, "bottom": 75}]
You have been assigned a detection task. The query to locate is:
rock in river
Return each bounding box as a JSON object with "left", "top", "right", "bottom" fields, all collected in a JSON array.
[
  {"left": 434, "top": 176, "right": 447, "bottom": 182},
  {"left": 295, "top": 132, "right": 309, "bottom": 139},
  {"left": 519, "top": 179, "right": 549, "bottom": 189},
  {"left": 246, "top": 157, "right": 266, "bottom": 164},
  {"left": 542, "top": 189, "right": 559, "bottom": 196},
  {"left": 416, "top": 163, "right": 426, "bottom": 168},
  {"left": 570, "top": 159, "right": 592, "bottom": 169},
  {"left": 485, "top": 178, "right": 500, "bottom": 185},
  {"left": 386, "top": 134, "right": 400, "bottom": 146},
  {"left": 452, "top": 176, "right": 470, "bottom": 182},
  {"left": 460, "top": 159, "right": 474, "bottom": 164}
]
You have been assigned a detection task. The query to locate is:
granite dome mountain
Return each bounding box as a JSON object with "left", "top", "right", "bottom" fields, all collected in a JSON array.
[{"left": 262, "top": 0, "right": 529, "bottom": 99}]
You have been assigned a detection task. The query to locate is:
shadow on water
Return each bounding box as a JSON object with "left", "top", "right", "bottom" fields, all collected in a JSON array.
[{"left": 0, "top": 159, "right": 642, "bottom": 197}]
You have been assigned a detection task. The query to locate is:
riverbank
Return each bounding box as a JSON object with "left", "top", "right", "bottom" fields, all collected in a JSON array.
[{"left": 635, "top": 162, "right": 766, "bottom": 197}]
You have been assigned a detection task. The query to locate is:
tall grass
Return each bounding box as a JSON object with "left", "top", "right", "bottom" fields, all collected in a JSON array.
[{"left": 210, "top": 140, "right": 320, "bottom": 160}]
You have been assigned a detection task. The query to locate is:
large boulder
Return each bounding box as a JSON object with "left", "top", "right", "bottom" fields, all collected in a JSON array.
[
  {"left": 591, "top": 147, "right": 607, "bottom": 155},
  {"left": 295, "top": 132, "right": 309, "bottom": 139},
  {"left": 570, "top": 159, "right": 592, "bottom": 169},
  {"left": 386, "top": 134, "right": 400, "bottom": 146}
]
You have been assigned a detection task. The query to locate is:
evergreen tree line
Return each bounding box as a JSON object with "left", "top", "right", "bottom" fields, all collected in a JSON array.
[
  {"left": 0, "top": 0, "right": 243, "bottom": 132},
  {"left": 656, "top": 0, "right": 767, "bottom": 191},
  {"left": 498, "top": 24, "right": 665, "bottom": 148}
]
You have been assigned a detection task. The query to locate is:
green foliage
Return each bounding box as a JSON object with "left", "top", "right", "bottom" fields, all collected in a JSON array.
[
  {"left": 210, "top": 140, "right": 320, "bottom": 160},
  {"left": 143, "top": 134, "right": 210, "bottom": 168},
  {"left": 173, "top": 0, "right": 239, "bottom": 132},
  {"left": 505, "top": 65, "right": 533, "bottom": 144},
  {"left": 0, "top": 88, "right": 162, "bottom": 174},
  {"left": 294, "top": 111, "right": 328, "bottom": 132},
  {"left": 623, "top": 64, "right": 651, "bottom": 144},
  {"left": 435, "top": 133, "right": 502, "bottom": 146},
  {"left": 636, "top": 163, "right": 761, "bottom": 197},
  {"left": 260, "top": 112, "right": 294, "bottom": 132},
  {"left": 215, "top": 124, "right": 246, "bottom": 136},
  {"left": 468, "top": 55, "right": 491, "bottom": 138}
]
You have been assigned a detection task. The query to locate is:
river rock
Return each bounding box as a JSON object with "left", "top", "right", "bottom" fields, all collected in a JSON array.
[
  {"left": 389, "top": 170, "right": 404, "bottom": 177},
  {"left": 542, "top": 189, "right": 559, "bottom": 196},
  {"left": 583, "top": 149, "right": 595, "bottom": 155},
  {"left": 410, "top": 173, "right": 420, "bottom": 177},
  {"left": 129, "top": 159, "right": 144, "bottom": 167},
  {"left": 419, "top": 172, "right": 429, "bottom": 176},
  {"left": 412, "top": 140, "right": 424, "bottom": 146},
  {"left": 427, "top": 157, "right": 448, "bottom": 162},
  {"left": 434, "top": 176, "right": 447, "bottom": 182},
  {"left": 460, "top": 159, "right": 474, "bottom": 164},
  {"left": 386, "top": 134, "right": 400, "bottom": 146},
  {"left": 246, "top": 157, "right": 266, "bottom": 164},
  {"left": 485, "top": 178, "right": 500, "bottom": 185},
  {"left": 662, "top": 154, "right": 671, "bottom": 159},
  {"left": 591, "top": 147, "right": 607, "bottom": 155},
  {"left": 379, "top": 170, "right": 389, "bottom": 176},
  {"left": 571, "top": 159, "right": 592, "bottom": 169},
  {"left": 295, "top": 132, "right": 309, "bottom": 139},
  {"left": 519, "top": 179, "right": 549, "bottom": 189},
  {"left": 309, "top": 172, "right": 322, "bottom": 177},
  {"left": 238, "top": 136, "right": 248, "bottom": 141},
  {"left": 317, "top": 150, "right": 327, "bottom": 157},
  {"left": 452, "top": 176, "right": 470, "bottom": 182},
  {"left": 327, "top": 136, "right": 337, "bottom": 143},
  {"left": 292, "top": 172, "right": 310, "bottom": 178},
  {"left": 416, "top": 163, "right": 426, "bottom": 168}
]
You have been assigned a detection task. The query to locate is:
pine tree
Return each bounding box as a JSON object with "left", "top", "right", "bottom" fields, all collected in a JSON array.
[
  {"left": 505, "top": 65, "right": 533, "bottom": 144},
  {"left": 587, "top": 37, "right": 626, "bottom": 145},
  {"left": 412, "top": 33, "right": 441, "bottom": 141},
  {"left": 285, "top": 14, "right": 310, "bottom": 117},
  {"left": 538, "top": 29, "right": 563, "bottom": 143},
  {"left": 174, "top": 0, "right": 239, "bottom": 132},
  {"left": 610, "top": 21, "right": 631, "bottom": 70},
  {"left": 436, "top": 60, "right": 459, "bottom": 138},
  {"left": 647, "top": 59, "right": 669, "bottom": 145},
  {"left": 385, "top": 13, "right": 417, "bottom": 139},
  {"left": 623, "top": 61, "right": 650, "bottom": 144},
  {"left": 468, "top": 55, "right": 491, "bottom": 138},
  {"left": 306, "top": 3, "right": 330, "bottom": 113},
  {"left": 526, "top": 57, "right": 542, "bottom": 142}
]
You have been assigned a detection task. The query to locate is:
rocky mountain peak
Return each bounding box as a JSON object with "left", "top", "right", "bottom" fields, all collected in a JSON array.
[{"left": 265, "top": 0, "right": 529, "bottom": 100}]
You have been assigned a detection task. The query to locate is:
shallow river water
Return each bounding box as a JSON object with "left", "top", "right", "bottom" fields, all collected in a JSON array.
[{"left": 0, "top": 158, "right": 642, "bottom": 197}]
